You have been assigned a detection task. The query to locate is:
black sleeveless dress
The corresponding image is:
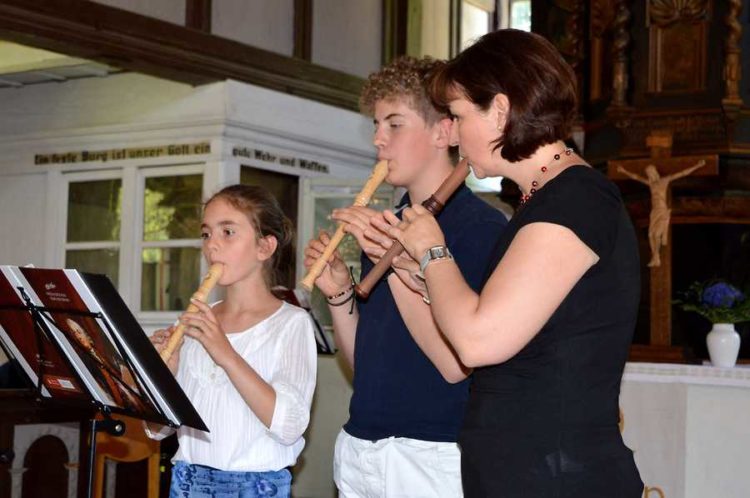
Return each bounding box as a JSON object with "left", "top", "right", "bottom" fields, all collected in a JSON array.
[{"left": 460, "top": 166, "right": 644, "bottom": 497}]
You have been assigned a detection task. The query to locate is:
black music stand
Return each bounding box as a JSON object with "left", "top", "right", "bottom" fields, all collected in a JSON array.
[{"left": 0, "top": 265, "right": 207, "bottom": 498}]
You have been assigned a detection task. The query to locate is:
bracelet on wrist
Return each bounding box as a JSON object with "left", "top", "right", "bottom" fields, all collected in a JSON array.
[
  {"left": 328, "top": 291, "right": 355, "bottom": 307},
  {"left": 327, "top": 286, "right": 352, "bottom": 301},
  {"left": 326, "top": 286, "right": 354, "bottom": 306}
]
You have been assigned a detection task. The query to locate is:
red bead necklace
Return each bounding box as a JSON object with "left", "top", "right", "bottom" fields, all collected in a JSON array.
[{"left": 520, "top": 147, "right": 574, "bottom": 205}]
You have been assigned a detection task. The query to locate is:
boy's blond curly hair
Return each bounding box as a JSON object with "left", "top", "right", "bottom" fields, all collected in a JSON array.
[{"left": 359, "top": 56, "right": 447, "bottom": 124}]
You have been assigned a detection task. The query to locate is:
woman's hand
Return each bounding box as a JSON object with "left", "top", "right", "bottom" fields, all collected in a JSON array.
[
  {"left": 383, "top": 205, "right": 446, "bottom": 264},
  {"left": 180, "top": 300, "right": 237, "bottom": 369},
  {"left": 392, "top": 252, "right": 430, "bottom": 297},
  {"left": 303, "top": 230, "right": 352, "bottom": 296},
  {"left": 149, "top": 327, "right": 180, "bottom": 375},
  {"left": 369, "top": 211, "right": 429, "bottom": 297}
]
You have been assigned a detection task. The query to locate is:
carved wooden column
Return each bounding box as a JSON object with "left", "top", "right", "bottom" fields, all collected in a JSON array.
[
  {"left": 607, "top": 0, "right": 634, "bottom": 130},
  {"left": 610, "top": 0, "right": 631, "bottom": 109},
  {"left": 554, "top": 0, "right": 585, "bottom": 115},
  {"left": 722, "top": 0, "right": 744, "bottom": 119},
  {"left": 589, "top": 0, "right": 615, "bottom": 102}
]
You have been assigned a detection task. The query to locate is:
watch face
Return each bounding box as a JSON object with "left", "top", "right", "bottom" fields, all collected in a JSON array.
[{"left": 421, "top": 246, "right": 452, "bottom": 273}]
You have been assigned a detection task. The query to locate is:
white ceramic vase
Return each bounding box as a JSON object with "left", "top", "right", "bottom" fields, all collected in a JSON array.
[{"left": 706, "top": 323, "right": 741, "bottom": 368}]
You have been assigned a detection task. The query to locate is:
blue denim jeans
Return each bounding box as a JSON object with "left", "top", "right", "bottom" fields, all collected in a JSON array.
[{"left": 169, "top": 461, "right": 291, "bottom": 498}]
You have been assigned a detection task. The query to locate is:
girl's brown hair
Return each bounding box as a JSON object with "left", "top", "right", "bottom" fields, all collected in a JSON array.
[
  {"left": 429, "top": 29, "right": 578, "bottom": 162},
  {"left": 205, "top": 185, "right": 294, "bottom": 287}
]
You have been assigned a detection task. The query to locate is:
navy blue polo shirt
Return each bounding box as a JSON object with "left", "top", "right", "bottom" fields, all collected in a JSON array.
[{"left": 344, "top": 184, "right": 507, "bottom": 442}]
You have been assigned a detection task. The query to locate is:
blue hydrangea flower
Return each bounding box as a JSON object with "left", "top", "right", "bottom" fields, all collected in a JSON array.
[{"left": 701, "top": 282, "right": 745, "bottom": 308}]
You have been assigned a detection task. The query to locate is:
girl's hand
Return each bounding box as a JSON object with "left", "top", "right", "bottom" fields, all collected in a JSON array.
[
  {"left": 150, "top": 326, "right": 180, "bottom": 375},
  {"left": 385, "top": 205, "right": 446, "bottom": 262},
  {"left": 180, "top": 300, "right": 237, "bottom": 369},
  {"left": 332, "top": 206, "right": 390, "bottom": 264},
  {"left": 303, "top": 230, "right": 352, "bottom": 296}
]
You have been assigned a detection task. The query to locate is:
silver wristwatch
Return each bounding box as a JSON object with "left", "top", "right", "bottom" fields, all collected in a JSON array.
[{"left": 419, "top": 245, "right": 453, "bottom": 274}]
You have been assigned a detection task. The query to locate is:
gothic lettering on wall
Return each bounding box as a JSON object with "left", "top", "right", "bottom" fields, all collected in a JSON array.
[
  {"left": 34, "top": 143, "right": 212, "bottom": 165},
  {"left": 231, "top": 147, "right": 330, "bottom": 174}
]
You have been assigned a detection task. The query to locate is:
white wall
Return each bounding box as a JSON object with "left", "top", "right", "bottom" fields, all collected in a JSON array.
[
  {"left": 212, "top": 0, "right": 295, "bottom": 56},
  {"left": 83, "top": 1, "right": 384, "bottom": 78},
  {"left": 685, "top": 384, "right": 750, "bottom": 498},
  {"left": 293, "top": 356, "right": 353, "bottom": 498},
  {"left": 0, "top": 73, "right": 219, "bottom": 140},
  {"left": 0, "top": 174, "right": 47, "bottom": 267},
  {"left": 312, "top": 0, "right": 382, "bottom": 78},
  {"left": 620, "top": 363, "right": 750, "bottom": 498},
  {"left": 91, "top": 0, "right": 186, "bottom": 25}
]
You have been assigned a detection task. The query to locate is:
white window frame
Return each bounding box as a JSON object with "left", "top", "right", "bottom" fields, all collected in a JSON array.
[
  {"left": 59, "top": 169, "right": 125, "bottom": 286},
  {"left": 497, "top": 0, "right": 532, "bottom": 31},
  {"left": 58, "top": 163, "right": 207, "bottom": 328},
  {"left": 133, "top": 164, "right": 205, "bottom": 324},
  {"left": 298, "top": 176, "right": 396, "bottom": 282}
]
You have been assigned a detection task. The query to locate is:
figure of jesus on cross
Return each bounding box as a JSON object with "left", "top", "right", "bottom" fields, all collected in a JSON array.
[{"left": 616, "top": 160, "right": 705, "bottom": 267}]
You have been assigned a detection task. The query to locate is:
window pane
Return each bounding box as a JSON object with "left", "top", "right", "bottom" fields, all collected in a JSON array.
[
  {"left": 141, "top": 247, "right": 201, "bottom": 311},
  {"left": 66, "top": 249, "right": 119, "bottom": 285},
  {"left": 240, "top": 166, "right": 300, "bottom": 288},
  {"left": 419, "top": 0, "right": 451, "bottom": 59},
  {"left": 314, "top": 196, "right": 391, "bottom": 270},
  {"left": 510, "top": 0, "right": 531, "bottom": 31},
  {"left": 143, "top": 175, "right": 203, "bottom": 241},
  {"left": 67, "top": 179, "right": 122, "bottom": 242},
  {"left": 310, "top": 194, "right": 391, "bottom": 328},
  {"left": 461, "top": 1, "right": 492, "bottom": 50}
]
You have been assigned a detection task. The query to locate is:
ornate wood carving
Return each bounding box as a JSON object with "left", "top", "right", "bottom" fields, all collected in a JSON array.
[
  {"left": 554, "top": 0, "right": 585, "bottom": 111},
  {"left": 648, "top": 0, "right": 708, "bottom": 27},
  {"left": 624, "top": 196, "right": 750, "bottom": 225},
  {"left": 590, "top": 0, "right": 615, "bottom": 36},
  {"left": 722, "top": 0, "right": 744, "bottom": 117},
  {"left": 610, "top": 0, "right": 631, "bottom": 108},
  {"left": 647, "top": 0, "right": 709, "bottom": 94},
  {"left": 617, "top": 111, "right": 727, "bottom": 156},
  {"left": 589, "top": 0, "right": 615, "bottom": 101},
  {"left": 555, "top": 0, "right": 584, "bottom": 64}
]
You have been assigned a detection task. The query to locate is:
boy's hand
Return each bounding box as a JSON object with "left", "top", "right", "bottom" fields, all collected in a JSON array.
[
  {"left": 303, "top": 230, "right": 352, "bottom": 296},
  {"left": 332, "top": 207, "right": 390, "bottom": 264}
]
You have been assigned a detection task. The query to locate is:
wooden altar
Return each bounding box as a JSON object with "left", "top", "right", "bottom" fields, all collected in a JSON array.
[
  {"left": 531, "top": 0, "right": 750, "bottom": 363},
  {"left": 0, "top": 389, "right": 93, "bottom": 498}
]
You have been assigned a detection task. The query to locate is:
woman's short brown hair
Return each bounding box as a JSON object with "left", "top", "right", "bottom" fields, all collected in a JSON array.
[{"left": 430, "top": 29, "right": 577, "bottom": 162}]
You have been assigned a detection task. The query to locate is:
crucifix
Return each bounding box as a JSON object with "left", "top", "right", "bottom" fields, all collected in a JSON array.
[
  {"left": 609, "top": 130, "right": 718, "bottom": 348},
  {"left": 617, "top": 160, "right": 705, "bottom": 267}
]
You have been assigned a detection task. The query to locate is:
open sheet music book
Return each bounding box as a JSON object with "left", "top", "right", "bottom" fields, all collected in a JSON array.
[{"left": 0, "top": 265, "right": 207, "bottom": 432}]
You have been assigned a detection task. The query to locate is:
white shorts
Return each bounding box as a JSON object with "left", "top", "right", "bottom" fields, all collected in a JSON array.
[{"left": 333, "top": 429, "right": 463, "bottom": 498}]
